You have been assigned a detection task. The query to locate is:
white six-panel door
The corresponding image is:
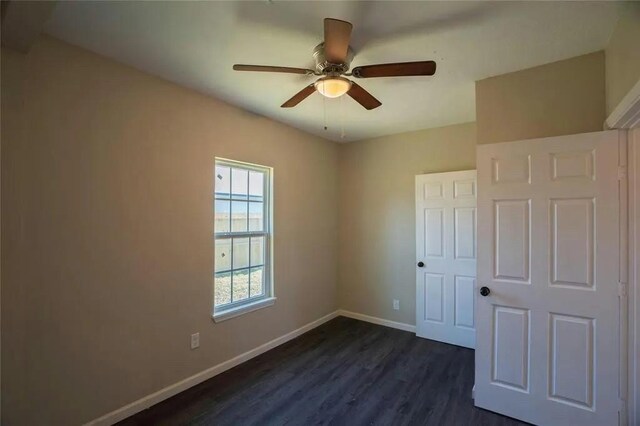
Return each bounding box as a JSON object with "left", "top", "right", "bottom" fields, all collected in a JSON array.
[
  {"left": 475, "top": 131, "right": 622, "bottom": 425},
  {"left": 416, "top": 170, "right": 477, "bottom": 349}
]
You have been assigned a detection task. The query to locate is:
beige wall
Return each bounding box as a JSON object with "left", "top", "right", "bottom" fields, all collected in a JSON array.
[
  {"left": 1, "top": 36, "right": 340, "bottom": 425},
  {"left": 338, "top": 123, "right": 476, "bottom": 325},
  {"left": 605, "top": 2, "right": 640, "bottom": 115},
  {"left": 476, "top": 51, "right": 606, "bottom": 145}
]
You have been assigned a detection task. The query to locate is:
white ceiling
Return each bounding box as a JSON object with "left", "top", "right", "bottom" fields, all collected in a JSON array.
[{"left": 43, "top": 1, "right": 621, "bottom": 142}]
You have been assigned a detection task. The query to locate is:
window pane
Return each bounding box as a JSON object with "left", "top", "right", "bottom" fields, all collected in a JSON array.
[
  {"left": 231, "top": 168, "right": 248, "bottom": 200},
  {"left": 231, "top": 201, "right": 248, "bottom": 232},
  {"left": 215, "top": 239, "right": 231, "bottom": 272},
  {"left": 248, "top": 202, "right": 264, "bottom": 231},
  {"left": 232, "top": 269, "right": 249, "bottom": 302},
  {"left": 250, "top": 267, "right": 264, "bottom": 297},
  {"left": 250, "top": 236, "right": 265, "bottom": 266},
  {"left": 215, "top": 166, "right": 230, "bottom": 198},
  {"left": 214, "top": 271, "right": 231, "bottom": 306},
  {"left": 249, "top": 171, "right": 264, "bottom": 202},
  {"left": 215, "top": 200, "right": 230, "bottom": 233},
  {"left": 233, "top": 237, "right": 249, "bottom": 269}
]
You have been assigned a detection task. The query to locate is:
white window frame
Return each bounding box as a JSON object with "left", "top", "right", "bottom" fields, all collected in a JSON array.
[{"left": 212, "top": 158, "right": 275, "bottom": 322}]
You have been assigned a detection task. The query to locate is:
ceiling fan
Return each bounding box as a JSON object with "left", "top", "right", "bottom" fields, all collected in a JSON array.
[{"left": 233, "top": 18, "right": 436, "bottom": 110}]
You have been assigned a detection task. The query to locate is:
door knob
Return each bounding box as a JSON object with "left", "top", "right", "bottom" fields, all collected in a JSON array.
[
  {"left": 417, "top": 261, "right": 425, "bottom": 268},
  {"left": 480, "top": 286, "right": 491, "bottom": 297}
]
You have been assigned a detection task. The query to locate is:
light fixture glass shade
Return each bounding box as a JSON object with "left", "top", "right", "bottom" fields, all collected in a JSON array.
[{"left": 314, "top": 77, "right": 352, "bottom": 98}]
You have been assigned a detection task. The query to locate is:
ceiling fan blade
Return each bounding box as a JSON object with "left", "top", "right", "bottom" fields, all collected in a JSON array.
[
  {"left": 233, "top": 64, "right": 314, "bottom": 75},
  {"left": 324, "top": 18, "right": 353, "bottom": 64},
  {"left": 347, "top": 82, "right": 381, "bottom": 110},
  {"left": 281, "top": 84, "right": 316, "bottom": 108},
  {"left": 352, "top": 61, "right": 436, "bottom": 78}
]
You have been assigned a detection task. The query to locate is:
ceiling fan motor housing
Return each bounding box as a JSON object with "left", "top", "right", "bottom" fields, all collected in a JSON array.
[{"left": 313, "top": 43, "right": 354, "bottom": 74}]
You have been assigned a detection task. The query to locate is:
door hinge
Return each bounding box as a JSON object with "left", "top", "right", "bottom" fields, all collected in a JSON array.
[
  {"left": 618, "top": 166, "right": 627, "bottom": 180},
  {"left": 618, "top": 281, "right": 628, "bottom": 298}
]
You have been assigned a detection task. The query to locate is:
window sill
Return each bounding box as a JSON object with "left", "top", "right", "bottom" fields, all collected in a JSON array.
[{"left": 212, "top": 297, "right": 276, "bottom": 323}]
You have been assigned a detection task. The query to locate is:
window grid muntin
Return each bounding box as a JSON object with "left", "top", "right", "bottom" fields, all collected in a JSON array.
[
  {"left": 215, "top": 264, "right": 266, "bottom": 277},
  {"left": 214, "top": 235, "right": 269, "bottom": 309},
  {"left": 214, "top": 159, "right": 270, "bottom": 311}
]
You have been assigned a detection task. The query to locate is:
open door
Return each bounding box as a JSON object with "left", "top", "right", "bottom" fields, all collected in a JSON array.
[{"left": 475, "top": 131, "right": 623, "bottom": 425}]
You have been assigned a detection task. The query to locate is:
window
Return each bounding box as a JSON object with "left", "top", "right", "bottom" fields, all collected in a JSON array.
[{"left": 213, "top": 159, "right": 273, "bottom": 321}]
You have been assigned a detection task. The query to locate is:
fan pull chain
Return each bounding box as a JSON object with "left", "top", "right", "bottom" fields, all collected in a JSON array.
[
  {"left": 340, "top": 95, "right": 345, "bottom": 139},
  {"left": 323, "top": 94, "right": 328, "bottom": 131}
]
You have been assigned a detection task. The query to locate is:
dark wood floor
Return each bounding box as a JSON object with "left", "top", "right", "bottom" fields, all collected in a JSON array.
[{"left": 120, "top": 317, "right": 528, "bottom": 426}]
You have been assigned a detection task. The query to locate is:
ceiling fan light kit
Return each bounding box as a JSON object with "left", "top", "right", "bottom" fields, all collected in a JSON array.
[
  {"left": 233, "top": 18, "right": 437, "bottom": 110},
  {"left": 314, "top": 76, "right": 352, "bottom": 98}
]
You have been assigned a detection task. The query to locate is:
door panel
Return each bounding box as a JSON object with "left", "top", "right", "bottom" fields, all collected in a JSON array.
[
  {"left": 475, "top": 131, "right": 621, "bottom": 426},
  {"left": 550, "top": 150, "right": 594, "bottom": 181},
  {"left": 454, "top": 275, "right": 475, "bottom": 328},
  {"left": 424, "top": 273, "right": 444, "bottom": 322},
  {"left": 550, "top": 198, "right": 594, "bottom": 288},
  {"left": 549, "top": 313, "right": 594, "bottom": 409},
  {"left": 494, "top": 200, "right": 530, "bottom": 282},
  {"left": 454, "top": 179, "right": 476, "bottom": 198},
  {"left": 492, "top": 306, "right": 530, "bottom": 391},
  {"left": 425, "top": 208, "right": 444, "bottom": 258},
  {"left": 424, "top": 181, "right": 444, "bottom": 199},
  {"left": 416, "top": 170, "right": 477, "bottom": 349},
  {"left": 454, "top": 207, "right": 476, "bottom": 259},
  {"left": 492, "top": 155, "right": 531, "bottom": 184}
]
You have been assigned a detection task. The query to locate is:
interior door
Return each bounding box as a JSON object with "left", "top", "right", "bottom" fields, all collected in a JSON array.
[
  {"left": 416, "top": 170, "right": 477, "bottom": 349},
  {"left": 475, "top": 131, "right": 622, "bottom": 425}
]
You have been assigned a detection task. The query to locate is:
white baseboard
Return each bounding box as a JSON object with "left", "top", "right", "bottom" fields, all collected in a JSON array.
[
  {"left": 86, "top": 309, "right": 414, "bottom": 425},
  {"left": 86, "top": 310, "right": 340, "bottom": 426},
  {"left": 338, "top": 309, "right": 416, "bottom": 333}
]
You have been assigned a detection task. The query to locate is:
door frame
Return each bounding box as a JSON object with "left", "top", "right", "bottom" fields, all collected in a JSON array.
[
  {"left": 627, "top": 128, "right": 640, "bottom": 426},
  {"left": 605, "top": 79, "right": 640, "bottom": 424}
]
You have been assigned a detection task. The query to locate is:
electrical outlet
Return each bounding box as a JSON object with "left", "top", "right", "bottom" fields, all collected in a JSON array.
[
  {"left": 393, "top": 299, "right": 400, "bottom": 310},
  {"left": 190, "top": 332, "right": 200, "bottom": 349}
]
